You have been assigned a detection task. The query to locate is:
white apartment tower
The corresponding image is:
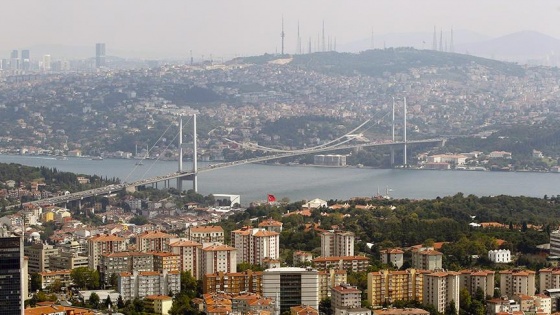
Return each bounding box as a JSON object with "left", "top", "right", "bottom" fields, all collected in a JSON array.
[
  {"left": 201, "top": 243, "right": 237, "bottom": 278},
  {"left": 231, "top": 226, "right": 279, "bottom": 266},
  {"left": 170, "top": 240, "right": 202, "bottom": 280},
  {"left": 321, "top": 230, "right": 355, "bottom": 257},
  {"left": 422, "top": 272, "right": 460, "bottom": 314}
]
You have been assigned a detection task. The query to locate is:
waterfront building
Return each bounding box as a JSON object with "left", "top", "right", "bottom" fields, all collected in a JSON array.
[
  {"left": 313, "top": 256, "right": 369, "bottom": 272},
  {"left": 137, "top": 230, "right": 173, "bottom": 252},
  {"left": 87, "top": 234, "right": 127, "bottom": 270},
  {"left": 0, "top": 236, "right": 25, "bottom": 315},
  {"left": 458, "top": 269, "right": 495, "bottom": 298},
  {"left": 231, "top": 226, "right": 279, "bottom": 266},
  {"left": 366, "top": 269, "right": 426, "bottom": 307},
  {"left": 203, "top": 270, "right": 263, "bottom": 295},
  {"left": 321, "top": 230, "right": 355, "bottom": 257},
  {"left": 262, "top": 267, "right": 319, "bottom": 314},
  {"left": 380, "top": 248, "right": 404, "bottom": 269},
  {"left": 187, "top": 226, "right": 225, "bottom": 244},
  {"left": 170, "top": 239, "right": 202, "bottom": 279},
  {"left": 499, "top": 269, "right": 536, "bottom": 297},
  {"left": 422, "top": 271, "right": 460, "bottom": 314}
]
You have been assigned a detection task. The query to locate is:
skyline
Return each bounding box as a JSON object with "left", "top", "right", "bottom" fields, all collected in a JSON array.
[{"left": 2, "top": 0, "right": 560, "bottom": 59}]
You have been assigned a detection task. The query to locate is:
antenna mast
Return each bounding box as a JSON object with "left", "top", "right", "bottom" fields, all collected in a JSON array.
[{"left": 281, "top": 16, "right": 285, "bottom": 55}]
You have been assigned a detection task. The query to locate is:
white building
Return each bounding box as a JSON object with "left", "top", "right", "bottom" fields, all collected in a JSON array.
[
  {"left": 117, "top": 270, "right": 180, "bottom": 301},
  {"left": 321, "top": 230, "right": 355, "bottom": 258},
  {"left": 262, "top": 267, "right": 319, "bottom": 314},
  {"left": 170, "top": 239, "right": 202, "bottom": 280},
  {"left": 488, "top": 249, "right": 511, "bottom": 263},
  {"left": 201, "top": 243, "right": 237, "bottom": 278},
  {"left": 231, "top": 226, "right": 279, "bottom": 266},
  {"left": 422, "top": 272, "right": 460, "bottom": 314}
]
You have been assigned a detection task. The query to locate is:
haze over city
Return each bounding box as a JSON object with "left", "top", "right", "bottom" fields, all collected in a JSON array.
[{"left": 2, "top": 0, "right": 560, "bottom": 59}]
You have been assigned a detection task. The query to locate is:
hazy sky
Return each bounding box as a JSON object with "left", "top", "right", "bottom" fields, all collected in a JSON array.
[{"left": 2, "top": 0, "right": 560, "bottom": 59}]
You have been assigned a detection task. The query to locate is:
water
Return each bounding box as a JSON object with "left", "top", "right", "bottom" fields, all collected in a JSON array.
[{"left": 1, "top": 154, "right": 559, "bottom": 205}]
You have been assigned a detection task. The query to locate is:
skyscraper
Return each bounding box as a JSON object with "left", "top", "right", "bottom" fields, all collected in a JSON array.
[
  {"left": 10, "top": 49, "right": 19, "bottom": 70},
  {"left": 96, "top": 43, "right": 106, "bottom": 68},
  {"left": 0, "top": 236, "right": 25, "bottom": 315},
  {"left": 21, "top": 50, "right": 30, "bottom": 71}
]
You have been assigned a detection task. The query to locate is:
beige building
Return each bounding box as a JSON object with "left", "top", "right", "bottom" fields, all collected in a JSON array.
[
  {"left": 366, "top": 269, "right": 427, "bottom": 307},
  {"left": 137, "top": 230, "right": 173, "bottom": 252},
  {"left": 170, "top": 239, "right": 202, "bottom": 279},
  {"left": 187, "top": 226, "right": 225, "bottom": 244},
  {"left": 258, "top": 218, "right": 283, "bottom": 233},
  {"left": 321, "top": 230, "right": 355, "bottom": 257},
  {"left": 422, "top": 272, "right": 460, "bottom": 314},
  {"left": 331, "top": 284, "right": 362, "bottom": 315},
  {"left": 88, "top": 234, "right": 127, "bottom": 270},
  {"left": 100, "top": 251, "right": 153, "bottom": 283},
  {"left": 152, "top": 251, "right": 181, "bottom": 272},
  {"left": 203, "top": 270, "right": 263, "bottom": 295},
  {"left": 499, "top": 270, "right": 536, "bottom": 297},
  {"left": 38, "top": 269, "right": 72, "bottom": 290},
  {"left": 380, "top": 248, "right": 404, "bottom": 269},
  {"left": 374, "top": 309, "right": 429, "bottom": 315},
  {"left": 49, "top": 251, "right": 89, "bottom": 271},
  {"left": 201, "top": 243, "right": 237, "bottom": 278},
  {"left": 411, "top": 247, "right": 443, "bottom": 271},
  {"left": 24, "top": 243, "right": 59, "bottom": 273},
  {"left": 539, "top": 268, "right": 560, "bottom": 293},
  {"left": 231, "top": 226, "right": 279, "bottom": 266},
  {"left": 144, "top": 295, "right": 173, "bottom": 315},
  {"left": 458, "top": 269, "right": 495, "bottom": 298},
  {"left": 293, "top": 251, "right": 314, "bottom": 266},
  {"left": 319, "top": 269, "right": 348, "bottom": 299},
  {"left": 313, "top": 256, "right": 370, "bottom": 272}
]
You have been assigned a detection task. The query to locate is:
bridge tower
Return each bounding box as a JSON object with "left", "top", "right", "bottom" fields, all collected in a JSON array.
[
  {"left": 403, "top": 97, "right": 407, "bottom": 167},
  {"left": 177, "top": 114, "right": 198, "bottom": 194}
]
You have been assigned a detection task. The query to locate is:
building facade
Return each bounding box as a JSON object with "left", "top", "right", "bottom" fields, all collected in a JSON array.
[
  {"left": 380, "top": 248, "right": 404, "bottom": 269},
  {"left": 203, "top": 270, "right": 263, "bottom": 295},
  {"left": 499, "top": 270, "right": 536, "bottom": 297},
  {"left": 458, "top": 269, "right": 495, "bottom": 298},
  {"left": 187, "top": 226, "right": 225, "bottom": 244},
  {"left": 422, "top": 272, "right": 460, "bottom": 314},
  {"left": 321, "top": 230, "right": 355, "bottom": 257},
  {"left": 367, "top": 269, "right": 426, "bottom": 307},
  {"left": 201, "top": 243, "right": 237, "bottom": 279},
  {"left": 262, "top": 267, "right": 319, "bottom": 314},
  {"left": 137, "top": 230, "right": 173, "bottom": 252},
  {"left": 411, "top": 247, "right": 443, "bottom": 271},
  {"left": 231, "top": 226, "right": 279, "bottom": 266},
  {"left": 488, "top": 249, "right": 511, "bottom": 263},
  {"left": 87, "top": 234, "right": 127, "bottom": 270},
  {"left": 0, "top": 236, "right": 25, "bottom": 315},
  {"left": 313, "top": 256, "right": 369, "bottom": 272},
  {"left": 170, "top": 239, "right": 202, "bottom": 279},
  {"left": 118, "top": 270, "right": 180, "bottom": 301}
]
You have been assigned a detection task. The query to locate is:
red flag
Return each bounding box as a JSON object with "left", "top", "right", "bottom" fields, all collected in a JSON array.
[{"left": 267, "top": 194, "right": 276, "bottom": 202}]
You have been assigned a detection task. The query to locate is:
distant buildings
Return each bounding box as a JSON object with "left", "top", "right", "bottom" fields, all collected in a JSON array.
[{"left": 95, "top": 43, "right": 106, "bottom": 68}]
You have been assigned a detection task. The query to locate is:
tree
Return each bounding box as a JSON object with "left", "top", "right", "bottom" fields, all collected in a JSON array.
[
  {"left": 319, "top": 298, "right": 333, "bottom": 315},
  {"left": 104, "top": 295, "right": 112, "bottom": 309},
  {"left": 445, "top": 300, "right": 457, "bottom": 315},
  {"left": 71, "top": 267, "right": 100, "bottom": 290},
  {"left": 109, "top": 273, "right": 118, "bottom": 288},
  {"left": 88, "top": 292, "right": 100, "bottom": 309},
  {"left": 30, "top": 273, "right": 42, "bottom": 292},
  {"left": 117, "top": 295, "right": 125, "bottom": 309}
]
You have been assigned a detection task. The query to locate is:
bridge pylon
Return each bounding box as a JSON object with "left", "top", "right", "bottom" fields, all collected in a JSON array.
[{"left": 177, "top": 114, "right": 198, "bottom": 194}]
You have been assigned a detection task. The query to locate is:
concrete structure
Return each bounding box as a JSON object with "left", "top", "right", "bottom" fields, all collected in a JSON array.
[
  {"left": 87, "top": 234, "right": 127, "bottom": 270},
  {"left": 170, "top": 239, "right": 202, "bottom": 279},
  {"left": 411, "top": 247, "right": 443, "bottom": 271},
  {"left": 380, "top": 248, "right": 404, "bottom": 269},
  {"left": 486, "top": 297, "right": 521, "bottom": 315},
  {"left": 291, "top": 305, "right": 319, "bottom": 315},
  {"left": 231, "top": 226, "right": 279, "bottom": 266},
  {"left": 550, "top": 230, "right": 560, "bottom": 257},
  {"left": 118, "top": 270, "right": 180, "bottom": 301},
  {"left": 331, "top": 284, "right": 362, "bottom": 315},
  {"left": 422, "top": 271, "right": 460, "bottom": 314},
  {"left": 319, "top": 269, "right": 348, "bottom": 300},
  {"left": 201, "top": 243, "right": 237, "bottom": 278},
  {"left": 458, "top": 269, "right": 495, "bottom": 298},
  {"left": 0, "top": 236, "right": 25, "bottom": 315},
  {"left": 137, "top": 230, "right": 173, "bottom": 252},
  {"left": 203, "top": 270, "right": 263, "bottom": 295},
  {"left": 152, "top": 251, "right": 181, "bottom": 272},
  {"left": 187, "top": 226, "right": 225, "bottom": 244},
  {"left": 24, "top": 242, "right": 59, "bottom": 273},
  {"left": 499, "top": 269, "right": 536, "bottom": 297},
  {"left": 100, "top": 251, "right": 153, "bottom": 283},
  {"left": 321, "top": 230, "right": 355, "bottom": 258},
  {"left": 533, "top": 294, "right": 552, "bottom": 314},
  {"left": 49, "top": 251, "right": 89, "bottom": 270},
  {"left": 38, "top": 270, "right": 72, "bottom": 290},
  {"left": 540, "top": 268, "right": 560, "bottom": 294},
  {"left": 488, "top": 249, "right": 512, "bottom": 263},
  {"left": 366, "top": 269, "right": 426, "bottom": 307},
  {"left": 544, "top": 288, "right": 560, "bottom": 313},
  {"left": 95, "top": 43, "right": 106, "bottom": 68},
  {"left": 258, "top": 218, "right": 283, "bottom": 233},
  {"left": 262, "top": 267, "right": 319, "bottom": 314},
  {"left": 313, "top": 256, "right": 369, "bottom": 272},
  {"left": 314, "top": 154, "right": 347, "bottom": 166},
  {"left": 144, "top": 295, "right": 173, "bottom": 315},
  {"left": 231, "top": 293, "right": 274, "bottom": 314}
]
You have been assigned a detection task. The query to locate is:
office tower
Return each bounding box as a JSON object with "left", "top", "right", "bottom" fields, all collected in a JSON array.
[
  {"left": 0, "top": 236, "right": 25, "bottom": 315},
  {"left": 262, "top": 267, "right": 319, "bottom": 314},
  {"left": 21, "top": 50, "right": 30, "bottom": 70},
  {"left": 321, "top": 230, "right": 355, "bottom": 257},
  {"left": 10, "top": 49, "right": 19, "bottom": 70},
  {"left": 96, "top": 43, "right": 106, "bottom": 68},
  {"left": 42, "top": 55, "right": 51, "bottom": 71}
]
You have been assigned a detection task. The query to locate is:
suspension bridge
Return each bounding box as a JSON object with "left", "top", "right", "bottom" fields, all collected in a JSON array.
[{"left": 23, "top": 100, "right": 445, "bottom": 208}]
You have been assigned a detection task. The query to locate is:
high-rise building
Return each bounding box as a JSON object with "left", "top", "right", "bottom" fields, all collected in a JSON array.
[
  {"left": 367, "top": 269, "right": 427, "bottom": 307},
  {"left": 118, "top": 270, "right": 180, "bottom": 301},
  {"left": 10, "top": 50, "right": 19, "bottom": 70},
  {"left": 0, "top": 236, "right": 25, "bottom": 315},
  {"left": 422, "top": 272, "right": 460, "bottom": 314},
  {"left": 458, "top": 269, "right": 495, "bottom": 298},
  {"left": 87, "top": 234, "right": 127, "bottom": 270},
  {"left": 262, "top": 267, "right": 319, "bottom": 314},
  {"left": 24, "top": 242, "right": 59, "bottom": 273},
  {"left": 95, "top": 43, "right": 106, "bottom": 68},
  {"left": 331, "top": 284, "right": 362, "bottom": 314},
  {"left": 411, "top": 247, "right": 443, "bottom": 271},
  {"left": 550, "top": 230, "right": 560, "bottom": 256},
  {"left": 321, "top": 230, "right": 355, "bottom": 257},
  {"left": 231, "top": 226, "right": 279, "bottom": 266},
  {"left": 137, "top": 230, "right": 173, "bottom": 252},
  {"left": 499, "top": 269, "right": 536, "bottom": 297},
  {"left": 21, "top": 50, "right": 30, "bottom": 70},
  {"left": 539, "top": 268, "right": 560, "bottom": 293},
  {"left": 170, "top": 239, "right": 202, "bottom": 279},
  {"left": 187, "top": 225, "right": 225, "bottom": 244},
  {"left": 201, "top": 243, "right": 237, "bottom": 278},
  {"left": 42, "top": 55, "right": 51, "bottom": 71},
  {"left": 203, "top": 270, "right": 263, "bottom": 295}
]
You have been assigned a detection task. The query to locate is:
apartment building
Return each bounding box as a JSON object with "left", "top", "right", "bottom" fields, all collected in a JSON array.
[
  {"left": 293, "top": 251, "right": 314, "bottom": 266},
  {"left": 319, "top": 269, "right": 348, "bottom": 300},
  {"left": 374, "top": 309, "right": 429, "bottom": 315},
  {"left": 187, "top": 226, "right": 225, "bottom": 244},
  {"left": 291, "top": 305, "right": 319, "bottom": 315},
  {"left": 380, "top": 248, "right": 404, "bottom": 269},
  {"left": 203, "top": 270, "right": 263, "bottom": 295},
  {"left": 151, "top": 251, "right": 180, "bottom": 272},
  {"left": 118, "top": 270, "right": 180, "bottom": 301},
  {"left": 144, "top": 295, "right": 173, "bottom": 315},
  {"left": 313, "top": 256, "right": 370, "bottom": 272},
  {"left": 231, "top": 226, "right": 279, "bottom": 266},
  {"left": 458, "top": 269, "right": 495, "bottom": 298},
  {"left": 366, "top": 269, "right": 427, "bottom": 307},
  {"left": 137, "top": 230, "right": 174, "bottom": 252},
  {"left": 331, "top": 284, "right": 362, "bottom": 315},
  {"left": 540, "top": 268, "right": 560, "bottom": 293},
  {"left": 422, "top": 272, "right": 460, "bottom": 314},
  {"left": 170, "top": 239, "right": 202, "bottom": 279},
  {"left": 411, "top": 247, "right": 443, "bottom": 271},
  {"left": 38, "top": 270, "right": 72, "bottom": 290},
  {"left": 499, "top": 270, "right": 536, "bottom": 297},
  {"left": 231, "top": 293, "right": 274, "bottom": 315},
  {"left": 100, "top": 252, "right": 153, "bottom": 283},
  {"left": 87, "top": 234, "right": 127, "bottom": 270},
  {"left": 321, "top": 230, "right": 355, "bottom": 257},
  {"left": 258, "top": 218, "right": 283, "bottom": 233},
  {"left": 24, "top": 242, "right": 59, "bottom": 273},
  {"left": 201, "top": 243, "right": 237, "bottom": 278},
  {"left": 49, "top": 251, "right": 89, "bottom": 271}
]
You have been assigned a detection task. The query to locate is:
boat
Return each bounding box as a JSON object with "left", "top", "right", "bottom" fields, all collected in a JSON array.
[
  {"left": 135, "top": 161, "right": 144, "bottom": 166},
  {"left": 92, "top": 156, "right": 103, "bottom": 160},
  {"left": 56, "top": 156, "right": 68, "bottom": 161}
]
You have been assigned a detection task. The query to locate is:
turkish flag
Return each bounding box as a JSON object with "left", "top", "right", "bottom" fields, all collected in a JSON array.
[{"left": 267, "top": 194, "right": 276, "bottom": 202}]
